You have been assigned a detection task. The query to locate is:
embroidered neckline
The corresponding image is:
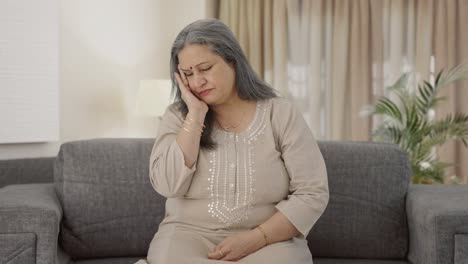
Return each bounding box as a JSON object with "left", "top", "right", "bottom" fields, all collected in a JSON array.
[
  {"left": 207, "top": 99, "right": 271, "bottom": 227},
  {"left": 213, "top": 99, "right": 268, "bottom": 138}
]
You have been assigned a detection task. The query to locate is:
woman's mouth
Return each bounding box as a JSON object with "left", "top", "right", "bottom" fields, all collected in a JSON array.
[{"left": 199, "top": 89, "right": 213, "bottom": 97}]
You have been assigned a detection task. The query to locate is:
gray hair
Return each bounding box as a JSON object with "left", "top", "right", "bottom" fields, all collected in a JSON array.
[{"left": 169, "top": 18, "right": 277, "bottom": 149}]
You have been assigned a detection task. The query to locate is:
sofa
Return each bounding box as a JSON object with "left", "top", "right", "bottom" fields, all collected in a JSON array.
[
  {"left": 0, "top": 157, "right": 55, "bottom": 188},
  {"left": 0, "top": 138, "right": 467, "bottom": 264}
]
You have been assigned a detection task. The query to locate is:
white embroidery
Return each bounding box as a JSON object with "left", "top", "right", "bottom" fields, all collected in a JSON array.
[{"left": 207, "top": 100, "right": 270, "bottom": 227}]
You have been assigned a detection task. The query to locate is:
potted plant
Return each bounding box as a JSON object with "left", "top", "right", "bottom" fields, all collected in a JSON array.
[{"left": 365, "top": 64, "right": 468, "bottom": 184}]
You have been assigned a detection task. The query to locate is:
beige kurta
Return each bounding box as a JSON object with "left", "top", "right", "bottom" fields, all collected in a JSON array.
[{"left": 138, "top": 97, "right": 329, "bottom": 264}]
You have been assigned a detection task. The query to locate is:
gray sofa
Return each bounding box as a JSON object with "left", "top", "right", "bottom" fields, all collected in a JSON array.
[
  {"left": 0, "top": 157, "right": 55, "bottom": 188},
  {"left": 1, "top": 138, "right": 467, "bottom": 264}
]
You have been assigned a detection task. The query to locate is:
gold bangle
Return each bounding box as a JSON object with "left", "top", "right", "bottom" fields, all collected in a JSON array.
[
  {"left": 183, "top": 120, "right": 204, "bottom": 132},
  {"left": 182, "top": 126, "right": 201, "bottom": 136},
  {"left": 186, "top": 117, "right": 206, "bottom": 128},
  {"left": 256, "top": 225, "right": 270, "bottom": 246}
]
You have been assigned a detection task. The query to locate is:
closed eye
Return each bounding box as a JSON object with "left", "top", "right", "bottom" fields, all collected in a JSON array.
[
  {"left": 182, "top": 65, "right": 212, "bottom": 77},
  {"left": 200, "top": 66, "right": 212, "bottom": 71}
]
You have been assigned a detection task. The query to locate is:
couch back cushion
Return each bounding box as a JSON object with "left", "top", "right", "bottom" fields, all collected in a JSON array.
[
  {"left": 309, "top": 141, "right": 410, "bottom": 259},
  {"left": 54, "top": 138, "right": 165, "bottom": 258}
]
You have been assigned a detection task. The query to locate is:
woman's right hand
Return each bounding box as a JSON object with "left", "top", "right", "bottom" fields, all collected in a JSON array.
[{"left": 175, "top": 66, "right": 209, "bottom": 117}]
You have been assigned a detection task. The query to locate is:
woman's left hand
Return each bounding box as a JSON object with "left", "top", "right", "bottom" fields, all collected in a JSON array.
[{"left": 208, "top": 229, "right": 266, "bottom": 261}]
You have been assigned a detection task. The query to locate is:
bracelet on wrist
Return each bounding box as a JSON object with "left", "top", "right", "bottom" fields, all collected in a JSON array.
[
  {"left": 182, "top": 126, "right": 202, "bottom": 136},
  {"left": 256, "top": 225, "right": 270, "bottom": 246},
  {"left": 186, "top": 116, "right": 206, "bottom": 128},
  {"left": 183, "top": 120, "right": 204, "bottom": 132}
]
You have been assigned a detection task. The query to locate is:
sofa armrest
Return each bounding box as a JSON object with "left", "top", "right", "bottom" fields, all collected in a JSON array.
[
  {"left": 0, "top": 183, "right": 62, "bottom": 264},
  {"left": 407, "top": 184, "right": 468, "bottom": 264}
]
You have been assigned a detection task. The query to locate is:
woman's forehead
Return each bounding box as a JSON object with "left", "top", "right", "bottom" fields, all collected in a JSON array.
[{"left": 178, "top": 44, "right": 218, "bottom": 66}]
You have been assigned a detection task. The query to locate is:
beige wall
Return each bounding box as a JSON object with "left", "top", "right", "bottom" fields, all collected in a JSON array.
[{"left": 0, "top": 0, "right": 211, "bottom": 159}]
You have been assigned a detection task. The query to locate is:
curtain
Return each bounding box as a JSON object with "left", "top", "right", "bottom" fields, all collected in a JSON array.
[
  {"left": 219, "top": 0, "right": 374, "bottom": 140},
  {"left": 432, "top": 0, "right": 468, "bottom": 183},
  {"left": 219, "top": 0, "right": 289, "bottom": 96},
  {"left": 217, "top": 0, "right": 468, "bottom": 183}
]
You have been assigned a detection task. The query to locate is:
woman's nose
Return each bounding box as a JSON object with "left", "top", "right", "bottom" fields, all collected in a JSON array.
[{"left": 191, "top": 73, "right": 207, "bottom": 89}]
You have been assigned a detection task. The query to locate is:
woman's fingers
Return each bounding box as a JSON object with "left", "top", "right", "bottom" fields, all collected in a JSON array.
[
  {"left": 175, "top": 72, "right": 193, "bottom": 97},
  {"left": 208, "top": 239, "right": 233, "bottom": 260},
  {"left": 175, "top": 65, "right": 209, "bottom": 114},
  {"left": 220, "top": 248, "right": 234, "bottom": 261},
  {"left": 174, "top": 72, "right": 186, "bottom": 92},
  {"left": 178, "top": 65, "right": 198, "bottom": 100},
  {"left": 208, "top": 247, "right": 230, "bottom": 260},
  {"left": 178, "top": 65, "right": 190, "bottom": 87},
  {"left": 207, "top": 250, "right": 219, "bottom": 259},
  {"left": 208, "top": 243, "right": 222, "bottom": 259}
]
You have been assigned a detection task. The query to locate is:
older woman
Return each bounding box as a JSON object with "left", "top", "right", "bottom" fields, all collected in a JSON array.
[{"left": 136, "top": 18, "right": 329, "bottom": 264}]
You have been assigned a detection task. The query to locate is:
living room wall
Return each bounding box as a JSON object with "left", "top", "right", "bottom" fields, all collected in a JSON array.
[{"left": 0, "top": 0, "right": 214, "bottom": 159}]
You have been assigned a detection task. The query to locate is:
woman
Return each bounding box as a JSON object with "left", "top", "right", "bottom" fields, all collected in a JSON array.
[{"left": 137, "top": 18, "right": 329, "bottom": 264}]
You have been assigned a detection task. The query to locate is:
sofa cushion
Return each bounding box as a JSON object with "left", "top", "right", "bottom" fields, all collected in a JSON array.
[
  {"left": 309, "top": 141, "right": 410, "bottom": 259},
  {"left": 73, "top": 258, "right": 141, "bottom": 264},
  {"left": 0, "top": 184, "right": 62, "bottom": 264},
  {"left": 313, "top": 259, "right": 409, "bottom": 264},
  {"left": 0, "top": 233, "right": 36, "bottom": 264},
  {"left": 54, "top": 138, "right": 166, "bottom": 259},
  {"left": 455, "top": 234, "right": 468, "bottom": 264},
  {"left": 0, "top": 157, "right": 55, "bottom": 188}
]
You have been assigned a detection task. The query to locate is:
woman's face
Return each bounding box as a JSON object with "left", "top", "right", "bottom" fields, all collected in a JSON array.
[{"left": 177, "top": 44, "right": 237, "bottom": 106}]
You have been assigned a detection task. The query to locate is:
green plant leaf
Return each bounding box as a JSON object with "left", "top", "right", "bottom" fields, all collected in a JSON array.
[{"left": 368, "top": 63, "right": 468, "bottom": 184}]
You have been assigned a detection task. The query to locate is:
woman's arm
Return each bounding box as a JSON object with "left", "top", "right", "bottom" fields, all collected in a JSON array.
[
  {"left": 149, "top": 70, "right": 208, "bottom": 197},
  {"left": 175, "top": 109, "right": 206, "bottom": 168},
  {"left": 272, "top": 98, "right": 329, "bottom": 237},
  {"left": 175, "top": 68, "right": 208, "bottom": 168},
  {"left": 254, "top": 211, "right": 299, "bottom": 244},
  {"left": 149, "top": 106, "right": 199, "bottom": 198}
]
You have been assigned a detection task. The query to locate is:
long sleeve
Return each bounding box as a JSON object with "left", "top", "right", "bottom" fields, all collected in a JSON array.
[
  {"left": 149, "top": 104, "right": 197, "bottom": 198},
  {"left": 272, "top": 98, "right": 329, "bottom": 237}
]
